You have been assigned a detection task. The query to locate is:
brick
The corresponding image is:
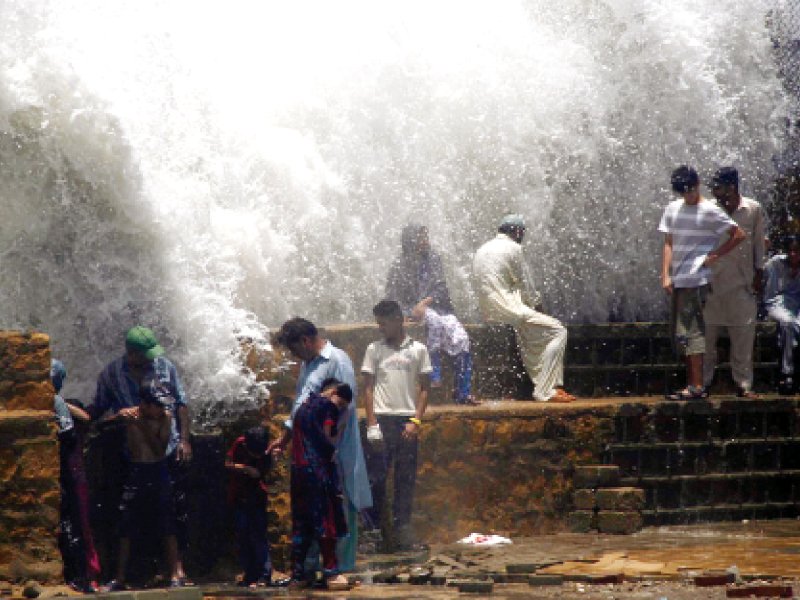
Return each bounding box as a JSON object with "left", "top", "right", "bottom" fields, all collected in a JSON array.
[
  {"left": 567, "top": 510, "right": 596, "bottom": 533},
  {"left": 408, "top": 567, "right": 431, "bottom": 585},
  {"left": 596, "top": 511, "right": 643, "bottom": 534},
  {"left": 5, "top": 382, "right": 53, "bottom": 410},
  {"left": 695, "top": 573, "right": 735, "bottom": 587},
  {"left": 573, "top": 465, "right": 620, "bottom": 488},
  {"left": 506, "top": 563, "right": 539, "bottom": 574},
  {"left": 726, "top": 584, "right": 792, "bottom": 597},
  {"left": 574, "top": 488, "right": 596, "bottom": 510},
  {"left": 596, "top": 487, "right": 645, "bottom": 511},
  {"left": 492, "top": 573, "right": 529, "bottom": 583},
  {"left": 457, "top": 581, "right": 494, "bottom": 593},
  {"left": 529, "top": 574, "right": 564, "bottom": 586},
  {"left": 167, "top": 589, "right": 202, "bottom": 600},
  {"left": 133, "top": 591, "right": 168, "bottom": 600},
  {"left": 14, "top": 438, "right": 58, "bottom": 482},
  {"left": 587, "top": 574, "right": 624, "bottom": 584}
]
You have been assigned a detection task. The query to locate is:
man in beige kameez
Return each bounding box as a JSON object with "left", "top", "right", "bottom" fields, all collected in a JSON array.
[
  {"left": 472, "top": 214, "right": 575, "bottom": 403},
  {"left": 703, "top": 167, "right": 766, "bottom": 398}
]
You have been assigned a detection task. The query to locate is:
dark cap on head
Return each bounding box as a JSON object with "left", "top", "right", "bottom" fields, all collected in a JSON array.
[{"left": 712, "top": 166, "right": 739, "bottom": 187}]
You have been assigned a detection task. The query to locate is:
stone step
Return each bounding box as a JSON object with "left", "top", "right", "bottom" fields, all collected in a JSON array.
[
  {"left": 641, "top": 502, "right": 800, "bottom": 525},
  {"left": 621, "top": 468, "right": 800, "bottom": 484},
  {"left": 609, "top": 438, "right": 800, "bottom": 450}
]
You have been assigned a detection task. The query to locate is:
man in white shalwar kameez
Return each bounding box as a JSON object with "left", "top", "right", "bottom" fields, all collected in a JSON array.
[{"left": 473, "top": 215, "right": 575, "bottom": 403}]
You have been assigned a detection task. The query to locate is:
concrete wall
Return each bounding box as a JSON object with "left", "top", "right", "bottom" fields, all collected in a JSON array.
[{"left": 0, "top": 332, "right": 61, "bottom": 583}]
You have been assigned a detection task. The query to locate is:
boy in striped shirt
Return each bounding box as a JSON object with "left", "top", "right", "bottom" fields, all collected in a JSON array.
[{"left": 659, "top": 165, "right": 745, "bottom": 400}]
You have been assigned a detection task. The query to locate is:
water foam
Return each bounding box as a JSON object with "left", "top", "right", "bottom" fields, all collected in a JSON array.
[{"left": 0, "top": 0, "right": 791, "bottom": 422}]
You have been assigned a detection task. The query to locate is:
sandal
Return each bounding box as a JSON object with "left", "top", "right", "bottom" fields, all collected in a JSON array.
[
  {"left": 736, "top": 388, "right": 761, "bottom": 400},
  {"left": 455, "top": 395, "right": 482, "bottom": 406},
  {"left": 666, "top": 387, "right": 708, "bottom": 401},
  {"left": 325, "top": 574, "right": 351, "bottom": 591},
  {"left": 548, "top": 389, "right": 576, "bottom": 403}
]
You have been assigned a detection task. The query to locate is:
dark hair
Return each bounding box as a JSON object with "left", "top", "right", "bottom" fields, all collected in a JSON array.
[
  {"left": 712, "top": 166, "right": 739, "bottom": 189},
  {"left": 275, "top": 317, "right": 318, "bottom": 347},
  {"left": 671, "top": 165, "right": 700, "bottom": 194},
  {"left": 321, "top": 378, "right": 352, "bottom": 402},
  {"left": 373, "top": 299, "right": 403, "bottom": 320},
  {"left": 320, "top": 377, "right": 341, "bottom": 391},
  {"left": 782, "top": 234, "right": 800, "bottom": 250},
  {"left": 244, "top": 426, "right": 270, "bottom": 455},
  {"left": 498, "top": 223, "right": 525, "bottom": 236},
  {"left": 330, "top": 382, "right": 353, "bottom": 403}
]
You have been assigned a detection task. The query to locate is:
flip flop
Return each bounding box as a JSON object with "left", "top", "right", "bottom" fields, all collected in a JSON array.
[
  {"left": 456, "top": 396, "right": 482, "bottom": 406},
  {"left": 666, "top": 388, "right": 708, "bottom": 401},
  {"left": 325, "top": 575, "right": 350, "bottom": 591},
  {"left": 548, "top": 389, "right": 576, "bottom": 403}
]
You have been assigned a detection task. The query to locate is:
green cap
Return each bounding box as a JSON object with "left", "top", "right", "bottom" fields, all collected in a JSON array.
[
  {"left": 125, "top": 326, "right": 165, "bottom": 360},
  {"left": 500, "top": 213, "right": 526, "bottom": 228}
]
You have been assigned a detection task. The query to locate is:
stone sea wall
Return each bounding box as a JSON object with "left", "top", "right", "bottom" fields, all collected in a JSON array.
[
  {"left": 0, "top": 332, "right": 60, "bottom": 583},
  {"left": 411, "top": 404, "right": 616, "bottom": 540}
]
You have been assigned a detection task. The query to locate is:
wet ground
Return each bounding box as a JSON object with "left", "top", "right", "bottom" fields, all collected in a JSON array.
[{"left": 14, "top": 519, "right": 800, "bottom": 599}]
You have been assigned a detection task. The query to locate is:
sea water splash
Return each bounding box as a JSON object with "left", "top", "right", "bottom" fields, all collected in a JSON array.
[{"left": 0, "top": 0, "right": 792, "bottom": 423}]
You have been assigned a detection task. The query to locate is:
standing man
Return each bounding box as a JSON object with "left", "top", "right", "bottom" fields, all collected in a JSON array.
[
  {"left": 89, "top": 326, "right": 192, "bottom": 585},
  {"left": 269, "top": 318, "right": 372, "bottom": 573},
  {"left": 386, "top": 224, "right": 476, "bottom": 404},
  {"left": 362, "top": 300, "right": 431, "bottom": 551},
  {"left": 659, "top": 165, "right": 746, "bottom": 400},
  {"left": 473, "top": 214, "right": 575, "bottom": 403},
  {"left": 703, "top": 167, "right": 766, "bottom": 398}
]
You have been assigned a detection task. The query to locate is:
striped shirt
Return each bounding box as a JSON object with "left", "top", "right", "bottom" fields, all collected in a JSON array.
[
  {"left": 90, "top": 355, "right": 187, "bottom": 456},
  {"left": 658, "top": 198, "right": 736, "bottom": 288}
]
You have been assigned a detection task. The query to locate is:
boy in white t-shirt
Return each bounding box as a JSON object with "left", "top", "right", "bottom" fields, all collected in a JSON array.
[{"left": 362, "top": 299, "right": 431, "bottom": 551}]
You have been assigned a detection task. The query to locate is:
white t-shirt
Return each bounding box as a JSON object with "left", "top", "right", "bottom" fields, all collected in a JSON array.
[
  {"left": 658, "top": 198, "right": 736, "bottom": 288},
  {"left": 361, "top": 336, "right": 432, "bottom": 416}
]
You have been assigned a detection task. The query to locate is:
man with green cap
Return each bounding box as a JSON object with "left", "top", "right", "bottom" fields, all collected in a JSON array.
[
  {"left": 89, "top": 325, "right": 193, "bottom": 585},
  {"left": 473, "top": 215, "right": 575, "bottom": 402}
]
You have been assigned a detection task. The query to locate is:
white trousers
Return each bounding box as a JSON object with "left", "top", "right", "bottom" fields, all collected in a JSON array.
[
  {"left": 507, "top": 307, "right": 567, "bottom": 401},
  {"left": 702, "top": 324, "right": 755, "bottom": 390}
]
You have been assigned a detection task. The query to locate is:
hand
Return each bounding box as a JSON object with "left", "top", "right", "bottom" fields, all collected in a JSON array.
[
  {"left": 177, "top": 439, "right": 193, "bottom": 463},
  {"left": 366, "top": 424, "right": 383, "bottom": 442},
  {"left": 401, "top": 422, "right": 419, "bottom": 440},
  {"left": 267, "top": 440, "right": 285, "bottom": 457},
  {"left": 662, "top": 276, "right": 673, "bottom": 295},
  {"left": 118, "top": 407, "right": 139, "bottom": 420},
  {"left": 703, "top": 252, "right": 719, "bottom": 267},
  {"left": 410, "top": 297, "right": 434, "bottom": 322}
]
